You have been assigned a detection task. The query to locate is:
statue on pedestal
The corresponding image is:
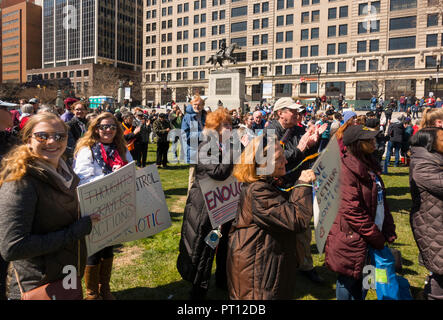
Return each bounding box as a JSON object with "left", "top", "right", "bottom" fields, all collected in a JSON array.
[{"left": 206, "top": 40, "right": 240, "bottom": 68}]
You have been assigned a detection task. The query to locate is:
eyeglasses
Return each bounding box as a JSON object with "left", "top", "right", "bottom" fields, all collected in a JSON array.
[
  {"left": 98, "top": 124, "right": 117, "bottom": 131},
  {"left": 32, "top": 132, "right": 67, "bottom": 143}
]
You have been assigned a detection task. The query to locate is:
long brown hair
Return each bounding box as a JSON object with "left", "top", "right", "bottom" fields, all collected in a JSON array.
[
  {"left": 74, "top": 112, "right": 128, "bottom": 162},
  {"left": 346, "top": 139, "right": 379, "bottom": 171},
  {"left": 0, "top": 113, "right": 68, "bottom": 186},
  {"left": 335, "top": 117, "right": 355, "bottom": 140}
]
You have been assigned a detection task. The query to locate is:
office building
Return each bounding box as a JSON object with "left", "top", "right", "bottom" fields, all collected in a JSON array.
[{"left": 142, "top": 0, "right": 443, "bottom": 106}]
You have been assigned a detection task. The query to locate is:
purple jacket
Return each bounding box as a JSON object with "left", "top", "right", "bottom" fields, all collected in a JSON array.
[{"left": 61, "top": 110, "right": 74, "bottom": 122}]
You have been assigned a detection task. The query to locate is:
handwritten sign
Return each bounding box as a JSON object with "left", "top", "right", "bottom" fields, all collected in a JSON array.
[
  {"left": 77, "top": 162, "right": 137, "bottom": 257},
  {"left": 117, "top": 165, "right": 171, "bottom": 243},
  {"left": 312, "top": 137, "right": 341, "bottom": 254},
  {"left": 199, "top": 176, "right": 243, "bottom": 228}
]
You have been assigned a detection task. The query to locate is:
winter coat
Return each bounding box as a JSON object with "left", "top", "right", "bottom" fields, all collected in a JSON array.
[
  {"left": 324, "top": 151, "right": 396, "bottom": 279},
  {"left": 227, "top": 179, "right": 313, "bottom": 299},
  {"left": 409, "top": 147, "right": 443, "bottom": 275},
  {"left": 66, "top": 117, "right": 88, "bottom": 160},
  {"left": 177, "top": 140, "right": 234, "bottom": 286},
  {"left": 387, "top": 122, "right": 405, "bottom": 144},
  {"left": 0, "top": 161, "right": 92, "bottom": 299},
  {"left": 152, "top": 118, "right": 171, "bottom": 143},
  {"left": 181, "top": 105, "right": 207, "bottom": 164}
]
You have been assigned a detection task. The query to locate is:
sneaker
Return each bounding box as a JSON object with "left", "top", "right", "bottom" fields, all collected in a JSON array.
[{"left": 300, "top": 268, "right": 325, "bottom": 284}]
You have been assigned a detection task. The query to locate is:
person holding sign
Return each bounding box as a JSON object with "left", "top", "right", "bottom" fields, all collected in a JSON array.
[
  {"left": 177, "top": 107, "right": 234, "bottom": 300},
  {"left": 74, "top": 112, "right": 133, "bottom": 300},
  {"left": 227, "top": 135, "right": 316, "bottom": 299},
  {"left": 324, "top": 125, "right": 397, "bottom": 300},
  {"left": 0, "top": 113, "right": 100, "bottom": 300}
]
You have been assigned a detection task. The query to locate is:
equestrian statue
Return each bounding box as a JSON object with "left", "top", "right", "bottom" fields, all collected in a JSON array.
[{"left": 206, "top": 41, "right": 240, "bottom": 68}]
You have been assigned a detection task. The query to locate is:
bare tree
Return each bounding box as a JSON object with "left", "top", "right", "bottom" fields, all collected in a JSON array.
[{"left": 90, "top": 65, "right": 121, "bottom": 99}]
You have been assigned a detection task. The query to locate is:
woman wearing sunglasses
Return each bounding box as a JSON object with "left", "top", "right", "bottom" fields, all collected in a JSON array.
[
  {"left": 0, "top": 112, "right": 100, "bottom": 300},
  {"left": 73, "top": 112, "right": 132, "bottom": 300}
]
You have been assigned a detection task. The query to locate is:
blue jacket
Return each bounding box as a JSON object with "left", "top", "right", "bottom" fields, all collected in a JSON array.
[{"left": 181, "top": 104, "right": 207, "bottom": 164}]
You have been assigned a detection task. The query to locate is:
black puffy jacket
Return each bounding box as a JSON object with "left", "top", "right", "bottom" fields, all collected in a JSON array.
[
  {"left": 177, "top": 140, "right": 234, "bottom": 286},
  {"left": 410, "top": 146, "right": 443, "bottom": 275},
  {"left": 387, "top": 122, "right": 405, "bottom": 144}
]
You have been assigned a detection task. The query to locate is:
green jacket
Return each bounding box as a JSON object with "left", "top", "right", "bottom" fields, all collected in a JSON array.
[{"left": 153, "top": 118, "right": 171, "bottom": 142}]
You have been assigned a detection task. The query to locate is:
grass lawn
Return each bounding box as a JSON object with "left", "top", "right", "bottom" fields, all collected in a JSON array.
[{"left": 107, "top": 144, "right": 427, "bottom": 300}]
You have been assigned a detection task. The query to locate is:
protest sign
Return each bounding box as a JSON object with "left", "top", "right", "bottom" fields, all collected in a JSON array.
[
  {"left": 118, "top": 165, "right": 171, "bottom": 242},
  {"left": 199, "top": 176, "right": 243, "bottom": 228},
  {"left": 312, "top": 137, "right": 341, "bottom": 254},
  {"left": 77, "top": 162, "right": 137, "bottom": 257}
]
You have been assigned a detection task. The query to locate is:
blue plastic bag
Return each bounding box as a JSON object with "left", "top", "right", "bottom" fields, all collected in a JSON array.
[{"left": 368, "top": 246, "right": 413, "bottom": 300}]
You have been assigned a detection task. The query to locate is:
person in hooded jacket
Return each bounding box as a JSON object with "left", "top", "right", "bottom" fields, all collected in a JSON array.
[
  {"left": 325, "top": 125, "right": 397, "bottom": 300},
  {"left": 177, "top": 108, "right": 234, "bottom": 300},
  {"left": 409, "top": 127, "right": 443, "bottom": 300}
]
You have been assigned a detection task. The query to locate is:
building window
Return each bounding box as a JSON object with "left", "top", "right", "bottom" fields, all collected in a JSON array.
[
  {"left": 358, "top": 22, "right": 367, "bottom": 34},
  {"left": 327, "top": 62, "right": 335, "bottom": 73},
  {"left": 276, "top": 32, "right": 284, "bottom": 42},
  {"left": 339, "top": 6, "right": 348, "bottom": 18},
  {"left": 286, "top": 31, "right": 293, "bottom": 42},
  {"left": 389, "top": 36, "right": 416, "bottom": 50},
  {"left": 301, "top": 29, "right": 309, "bottom": 40},
  {"left": 425, "top": 56, "right": 437, "bottom": 68},
  {"left": 369, "top": 39, "right": 379, "bottom": 52},
  {"left": 426, "top": 34, "right": 438, "bottom": 47},
  {"left": 301, "top": 12, "right": 309, "bottom": 24},
  {"left": 286, "top": 14, "right": 294, "bottom": 25},
  {"left": 310, "top": 63, "right": 319, "bottom": 74},
  {"left": 300, "top": 46, "right": 308, "bottom": 57},
  {"left": 388, "top": 57, "right": 415, "bottom": 70},
  {"left": 277, "top": 16, "right": 284, "bottom": 26},
  {"left": 328, "top": 26, "right": 336, "bottom": 37},
  {"left": 369, "top": 59, "right": 379, "bottom": 71},
  {"left": 285, "top": 47, "right": 293, "bottom": 58},
  {"left": 300, "top": 64, "right": 308, "bottom": 74},
  {"left": 390, "top": 0, "right": 417, "bottom": 11},
  {"left": 231, "top": 6, "right": 248, "bottom": 17},
  {"left": 311, "top": 28, "right": 319, "bottom": 39},
  {"left": 275, "top": 65, "right": 283, "bottom": 75},
  {"left": 276, "top": 48, "right": 283, "bottom": 59},
  {"left": 389, "top": 16, "right": 416, "bottom": 30},
  {"left": 285, "top": 65, "right": 292, "bottom": 75},
  {"left": 327, "top": 43, "right": 336, "bottom": 55},
  {"left": 427, "top": 14, "right": 439, "bottom": 27},
  {"left": 312, "top": 10, "right": 320, "bottom": 22},
  {"left": 231, "top": 21, "right": 247, "bottom": 32},
  {"left": 338, "top": 42, "right": 347, "bottom": 54},
  {"left": 357, "top": 41, "right": 367, "bottom": 53},
  {"left": 253, "top": 19, "right": 260, "bottom": 30},
  {"left": 338, "top": 61, "right": 346, "bottom": 73},
  {"left": 253, "top": 35, "right": 259, "bottom": 45},
  {"left": 252, "top": 51, "right": 259, "bottom": 61},
  {"left": 261, "top": 50, "right": 268, "bottom": 60},
  {"left": 328, "top": 8, "right": 337, "bottom": 20},
  {"left": 339, "top": 24, "right": 348, "bottom": 36},
  {"left": 357, "top": 60, "right": 366, "bottom": 72}
]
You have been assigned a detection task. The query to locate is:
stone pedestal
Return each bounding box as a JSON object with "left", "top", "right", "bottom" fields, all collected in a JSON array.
[{"left": 205, "top": 69, "right": 245, "bottom": 111}]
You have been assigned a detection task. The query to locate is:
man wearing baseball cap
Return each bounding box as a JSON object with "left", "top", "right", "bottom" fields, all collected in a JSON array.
[
  {"left": 28, "top": 98, "right": 40, "bottom": 113},
  {"left": 60, "top": 97, "right": 79, "bottom": 122},
  {"left": 265, "top": 97, "right": 325, "bottom": 284}
]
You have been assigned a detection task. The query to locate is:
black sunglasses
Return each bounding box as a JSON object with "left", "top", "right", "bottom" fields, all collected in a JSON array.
[
  {"left": 98, "top": 124, "right": 117, "bottom": 131},
  {"left": 32, "top": 132, "right": 67, "bottom": 143}
]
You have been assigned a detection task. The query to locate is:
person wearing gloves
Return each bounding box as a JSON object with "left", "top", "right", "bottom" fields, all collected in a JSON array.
[
  {"left": 73, "top": 112, "right": 133, "bottom": 300},
  {"left": 0, "top": 112, "right": 100, "bottom": 300},
  {"left": 325, "top": 125, "right": 397, "bottom": 300}
]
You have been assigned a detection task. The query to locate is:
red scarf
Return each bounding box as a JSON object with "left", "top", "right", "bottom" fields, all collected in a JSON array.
[{"left": 99, "top": 143, "right": 127, "bottom": 172}]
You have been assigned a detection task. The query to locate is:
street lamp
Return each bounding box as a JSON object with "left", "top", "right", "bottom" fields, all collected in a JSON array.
[
  {"left": 429, "top": 75, "right": 433, "bottom": 97},
  {"left": 316, "top": 66, "right": 322, "bottom": 98},
  {"left": 259, "top": 75, "right": 264, "bottom": 108}
]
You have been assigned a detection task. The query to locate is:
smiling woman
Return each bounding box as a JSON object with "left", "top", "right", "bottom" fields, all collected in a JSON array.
[{"left": 0, "top": 112, "right": 99, "bottom": 300}]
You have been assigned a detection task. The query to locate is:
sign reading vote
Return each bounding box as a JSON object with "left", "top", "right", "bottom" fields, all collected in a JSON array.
[
  {"left": 312, "top": 137, "right": 341, "bottom": 254},
  {"left": 77, "top": 162, "right": 137, "bottom": 257},
  {"left": 199, "top": 176, "right": 243, "bottom": 228},
  {"left": 118, "top": 165, "right": 171, "bottom": 243}
]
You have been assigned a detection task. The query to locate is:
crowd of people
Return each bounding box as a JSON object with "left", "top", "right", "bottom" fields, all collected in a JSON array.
[{"left": 0, "top": 92, "right": 442, "bottom": 301}]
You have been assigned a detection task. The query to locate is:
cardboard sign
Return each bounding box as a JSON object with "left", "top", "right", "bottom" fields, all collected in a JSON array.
[
  {"left": 199, "top": 176, "right": 243, "bottom": 228},
  {"left": 312, "top": 137, "right": 341, "bottom": 254},
  {"left": 118, "top": 165, "right": 171, "bottom": 242},
  {"left": 77, "top": 162, "right": 137, "bottom": 257}
]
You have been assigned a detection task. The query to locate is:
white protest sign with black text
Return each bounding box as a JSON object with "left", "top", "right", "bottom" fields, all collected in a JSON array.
[
  {"left": 199, "top": 176, "right": 243, "bottom": 229},
  {"left": 118, "top": 165, "right": 171, "bottom": 243},
  {"left": 77, "top": 162, "right": 137, "bottom": 257},
  {"left": 312, "top": 137, "right": 341, "bottom": 254}
]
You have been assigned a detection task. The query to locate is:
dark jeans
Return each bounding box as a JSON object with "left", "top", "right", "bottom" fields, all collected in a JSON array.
[
  {"left": 383, "top": 141, "right": 402, "bottom": 173},
  {"left": 87, "top": 246, "right": 114, "bottom": 266},
  {"left": 424, "top": 273, "right": 443, "bottom": 300},
  {"left": 0, "top": 255, "right": 8, "bottom": 300},
  {"left": 336, "top": 274, "right": 367, "bottom": 300},
  {"left": 156, "top": 141, "right": 169, "bottom": 166}
]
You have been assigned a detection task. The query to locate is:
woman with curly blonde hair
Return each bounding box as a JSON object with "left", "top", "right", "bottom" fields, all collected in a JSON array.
[
  {"left": 73, "top": 112, "right": 132, "bottom": 300},
  {"left": 0, "top": 112, "right": 99, "bottom": 300},
  {"left": 420, "top": 107, "right": 443, "bottom": 129}
]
